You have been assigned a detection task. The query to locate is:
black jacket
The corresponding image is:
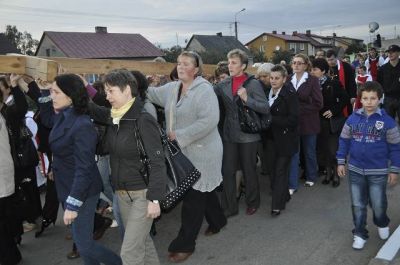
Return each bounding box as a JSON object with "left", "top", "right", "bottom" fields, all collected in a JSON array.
[
  {"left": 377, "top": 61, "right": 400, "bottom": 98},
  {"left": 320, "top": 77, "right": 350, "bottom": 119},
  {"left": 265, "top": 85, "right": 299, "bottom": 156},
  {"left": 89, "top": 98, "right": 167, "bottom": 201}
]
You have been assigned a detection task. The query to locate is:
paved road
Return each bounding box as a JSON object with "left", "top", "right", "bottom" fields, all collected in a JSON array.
[{"left": 18, "top": 173, "right": 400, "bottom": 265}]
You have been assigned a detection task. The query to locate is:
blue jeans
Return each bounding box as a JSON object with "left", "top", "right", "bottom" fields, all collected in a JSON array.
[
  {"left": 72, "top": 195, "right": 122, "bottom": 265},
  {"left": 97, "top": 155, "right": 114, "bottom": 203},
  {"left": 289, "top": 134, "right": 318, "bottom": 189},
  {"left": 348, "top": 171, "right": 390, "bottom": 240}
]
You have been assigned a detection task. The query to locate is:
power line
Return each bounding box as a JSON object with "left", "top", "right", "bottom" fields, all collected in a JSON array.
[{"left": 0, "top": 3, "right": 230, "bottom": 25}]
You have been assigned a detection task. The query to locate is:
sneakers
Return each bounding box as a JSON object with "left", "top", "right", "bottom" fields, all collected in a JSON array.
[
  {"left": 304, "top": 181, "right": 315, "bottom": 187},
  {"left": 378, "top": 227, "right": 390, "bottom": 240},
  {"left": 352, "top": 235, "right": 366, "bottom": 250},
  {"left": 289, "top": 189, "right": 297, "bottom": 195}
]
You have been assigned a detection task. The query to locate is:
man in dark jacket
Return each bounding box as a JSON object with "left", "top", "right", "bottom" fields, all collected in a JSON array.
[{"left": 377, "top": 44, "right": 400, "bottom": 121}]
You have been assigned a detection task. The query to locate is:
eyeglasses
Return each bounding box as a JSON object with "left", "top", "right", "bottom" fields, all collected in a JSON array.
[{"left": 292, "top": 61, "right": 306, "bottom": 65}]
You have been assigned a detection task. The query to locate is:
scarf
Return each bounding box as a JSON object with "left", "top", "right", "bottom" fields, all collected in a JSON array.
[
  {"left": 111, "top": 98, "right": 135, "bottom": 124},
  {"left": 337, "top": 60, "right": 348, "bottom": 117},
  {"left": 319, "top": 75, "right": 328, "bottom": 86}
]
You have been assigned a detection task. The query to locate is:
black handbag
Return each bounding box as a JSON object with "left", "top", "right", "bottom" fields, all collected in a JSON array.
[
  {"left": 236, "top": 98, "right": 271, "bottom": 134},
  {"left": 9, "top": 123, "right": 39, "bottom": 168},
  {"left": 329, "top": 116, "right": 346, "bottom": 134},
  {"left": 132, "top": 120, "right": 201, "bottom": 211}
]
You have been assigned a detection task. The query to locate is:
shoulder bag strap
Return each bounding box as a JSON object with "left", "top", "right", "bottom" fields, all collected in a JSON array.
[{"left": 132, "top": 119, "right": 150, "bottom": 186}]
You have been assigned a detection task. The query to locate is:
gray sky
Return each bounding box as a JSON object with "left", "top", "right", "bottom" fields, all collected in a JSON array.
[{"left": 1, "top": 0, "right": 399, "bottom": 48}]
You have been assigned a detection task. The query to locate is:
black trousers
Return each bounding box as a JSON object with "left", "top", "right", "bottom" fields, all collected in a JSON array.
[
  {"left": 221, "top": 141, "right": 260, "bottom": 215},
  {"left": 265, "top": 139, "right": 291, "bottom": 210},
  {"left": 0, "top": 195, "right": 22, "bottom": 265},
  {"left": 317, "top": 119, "right": 339, "bottom": 169},
  {"left": 41, "top": 178, "right": 59, "bottom": 222},
  {"left": 168, "top": 188, "right": 227, "bottom": 253}
]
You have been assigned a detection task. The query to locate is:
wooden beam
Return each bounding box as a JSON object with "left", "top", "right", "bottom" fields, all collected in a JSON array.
[
  {"left": 0, "top": 55, "right": 257, "bottom": 80},
  {"left": 0, "top": 55, "right": 59, "bottom": 81}
]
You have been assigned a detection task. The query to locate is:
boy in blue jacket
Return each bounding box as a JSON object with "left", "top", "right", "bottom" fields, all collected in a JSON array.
[{"left": 337, "top": 81, "right": 400, "bottom": 250}]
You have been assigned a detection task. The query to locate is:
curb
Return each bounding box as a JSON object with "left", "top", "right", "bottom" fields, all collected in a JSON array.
[{"left": 369, "top": 225, "right": 400, "bottom": 265}]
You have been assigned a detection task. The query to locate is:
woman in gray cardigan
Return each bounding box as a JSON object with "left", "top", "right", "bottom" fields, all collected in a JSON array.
[{"left": 147, "top": 51, "right": 227, "bottom": 263}]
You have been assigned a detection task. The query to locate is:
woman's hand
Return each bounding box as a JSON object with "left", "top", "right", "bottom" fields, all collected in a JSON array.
[
  {"left": 168, "top": 131, "right": 176, "bottom": 140},
  {"left": 63, "top": 209, "right": 78, "bottom": 225},
  {"left": 337, "top": 165, "right": 346, "bottom": 177},
  {"left": 10, "top": 73, "right": 21, "bottom": 87},
  {"left": 323, "top": 110, "right": 333, "bottom": 119},
  {"left": 147, "top": 201, "right": 161, "bottom": 219},
  {"left": 36, "top": 79, "right": 51, "bottom": 90},
  {"left": 388, "top": 173, "right": 398, "bottom": 186},
  {"left": 237, "top": 87, "right": 248, "bottom": 102}
]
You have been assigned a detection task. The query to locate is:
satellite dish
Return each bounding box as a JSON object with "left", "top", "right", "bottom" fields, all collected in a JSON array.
[{"left": 369, "top": 22, "right": 379, "bottom": 33}]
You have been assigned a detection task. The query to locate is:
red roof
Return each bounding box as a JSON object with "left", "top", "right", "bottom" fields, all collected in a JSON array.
[
  {"left": 39, "top": 31, "right": 163, "bottom": 58},
  {"left": 267, "top": 33, "right": 308, "bottom": 42}
]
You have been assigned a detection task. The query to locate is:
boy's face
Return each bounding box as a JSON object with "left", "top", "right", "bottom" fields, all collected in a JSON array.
[{"left": 360, "top": 91, "right": 380, "bottom": 114}]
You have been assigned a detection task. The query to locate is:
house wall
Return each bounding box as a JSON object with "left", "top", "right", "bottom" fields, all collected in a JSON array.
[
  {"left": 36, "top": 36, "right": 66, "bottom": 57},
  {"left": 187, "top": 39, "right": 206, "bottom": 53},
  {"left": 247, "top": 34, "right": 286, "bottom": 61}
]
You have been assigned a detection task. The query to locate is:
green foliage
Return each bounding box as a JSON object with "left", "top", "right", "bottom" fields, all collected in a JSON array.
[
  {"left": 271, "top": 50, "right": 292, "bottom": 64},
  {"left": 345, "top": 43, "right": 366, "bottom": 55},
  {"left": 4, "top": 25, "right": 39, "bottom": 55},
  {"left": 161, "top": 45, "right": 183, "bottom": 63},
  {"left": 250, "top": 48, "right": 267, "bottom": 63}
]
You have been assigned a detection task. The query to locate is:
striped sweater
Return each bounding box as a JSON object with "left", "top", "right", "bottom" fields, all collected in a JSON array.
[{"left": 337, "top": 108, "right": 400, "bottom": 175}]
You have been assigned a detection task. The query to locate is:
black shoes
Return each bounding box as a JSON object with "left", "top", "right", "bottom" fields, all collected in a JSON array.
[{"left": 35, "top": 219, "right": 56, "bottom": 238}]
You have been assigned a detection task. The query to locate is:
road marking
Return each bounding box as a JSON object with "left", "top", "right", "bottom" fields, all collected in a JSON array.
[{"left": 376, "top": 225, "right": 400, "bottom": 261}]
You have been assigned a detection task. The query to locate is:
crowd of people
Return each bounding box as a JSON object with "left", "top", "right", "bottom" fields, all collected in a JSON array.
[{"left": 0, "top": 44, "right": 399, "bottom": 264}]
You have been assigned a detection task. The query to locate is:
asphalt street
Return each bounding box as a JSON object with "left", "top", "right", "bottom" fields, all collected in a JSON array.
[{"left": 17, "top": 172, "right": 400, "bottom": 265}]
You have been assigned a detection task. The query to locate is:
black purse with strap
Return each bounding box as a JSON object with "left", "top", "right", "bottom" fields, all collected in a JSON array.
[
  {"left": 236, "top": 98, "right": 271, "bottom": 134},
  {"left": 132, "top": 119, "right": 201, "bottom": 212}
]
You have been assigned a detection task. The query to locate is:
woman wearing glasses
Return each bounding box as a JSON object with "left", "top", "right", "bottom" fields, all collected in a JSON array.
[{"left": 287, "top": 54, "right": 323, "bottom": 194}]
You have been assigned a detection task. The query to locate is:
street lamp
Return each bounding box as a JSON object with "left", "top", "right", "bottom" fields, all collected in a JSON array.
[{"left": 235, "top": 8, "right": 246, "bottom": 40}]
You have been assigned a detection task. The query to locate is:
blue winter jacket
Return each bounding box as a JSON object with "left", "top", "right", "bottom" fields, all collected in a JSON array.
[{"left": 337, "top": 108, "right": 400, "bottom": 175}]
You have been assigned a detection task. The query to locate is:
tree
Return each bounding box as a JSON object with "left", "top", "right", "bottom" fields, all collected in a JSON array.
[
  {"left": 345, "top": 43, "right": 366, "bottom": 55},
  {"left": 250, "top": 48, "right": 267, "bottom": 63},
  {"left": 161, "top": 45, "right": 183, "bottom": 63},
  {"left": 271, "top": 50, "right": 292, "bottom": 64},
  {"left": 4, "top": 25, "right": 39, "bottom": 55}
]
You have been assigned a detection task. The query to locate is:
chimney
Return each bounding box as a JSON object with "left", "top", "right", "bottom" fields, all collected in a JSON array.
[
  {"left": 216, "top": 32, "right": 222, "bottom": 37},
  {"left": 95, "top": 26, "right": 107, "bottom": 34},
  {"left": 272, "top": 30, "right": 277, "bottom": 34},
  {"left": 306, "top": 30, "right": 311, "bottom": 36},
  {"left": 292, "top": 31, "right": 298, "bottom": 36},
  {"left": 282, "top": 31, "right": 286, "bottom": 35},
  {"left": 333, "top": 33, "right": 337, "bottom": 37}
]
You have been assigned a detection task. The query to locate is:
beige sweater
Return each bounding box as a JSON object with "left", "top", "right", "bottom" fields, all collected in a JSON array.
[{"left": 0, "top": 114, "right": 15, "bottom": 198}]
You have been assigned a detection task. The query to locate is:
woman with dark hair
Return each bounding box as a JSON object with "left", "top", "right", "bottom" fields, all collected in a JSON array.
[
  {"left": 88, "top": 69, "right": 167, "bottom": 264},
  {"left": 39, "top": 74, "right": 122, "bottom": 265},
  {"left": 287, "top": 53, "right": 323, "bottom": 193},
  {"left": 311, "top": 58, "right": 349, "bottom": 187},
  {"left": 147, "top": 51, "right": 226, "bottom": 263},
  {"left": 265, "top": 65, "right": 299, "bottom": 215}
]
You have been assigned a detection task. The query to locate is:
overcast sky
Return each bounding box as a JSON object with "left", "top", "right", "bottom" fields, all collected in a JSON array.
[{"left": 1, "top": 0, "right": 399, "bottom": 48}]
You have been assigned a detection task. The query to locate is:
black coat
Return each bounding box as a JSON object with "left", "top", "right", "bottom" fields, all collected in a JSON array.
[
  {"left": 320, "top": 77, "right": 350, "bottom": 119},
  {"left": 265, "top": 85, "right": 299, "bottom": 156},
  {"left": 88, "top": 98, "right": 167, "bottom": 201}
]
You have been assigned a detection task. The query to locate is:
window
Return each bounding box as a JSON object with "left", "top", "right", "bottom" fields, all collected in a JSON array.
[
  {"left": 300, "top": 43, "right": 305, "bottom": 51},
  {"left": 262, "top": 35, "right": 268, "bottom": 41},
  {"left": 289, "top": 43, "right": 296, "bottom": 51},
  {"left": 259, "top": 45, "right": 265, "bottom": 52},
  {"left": 46, "top": 49, "right": 51, "bottom": 57}
]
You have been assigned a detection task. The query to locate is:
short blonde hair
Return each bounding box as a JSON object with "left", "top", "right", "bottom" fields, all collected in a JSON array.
[
  {"left": 292, "top": 53, "right": 311, "bottom": 72},
  {"left": 227, "top": 49, "right": 248, "bottom": 70}
]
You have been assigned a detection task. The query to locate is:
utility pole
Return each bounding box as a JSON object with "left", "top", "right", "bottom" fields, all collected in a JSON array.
[{"left": 234, "top": 8, "right": 246, "bottom": 40}]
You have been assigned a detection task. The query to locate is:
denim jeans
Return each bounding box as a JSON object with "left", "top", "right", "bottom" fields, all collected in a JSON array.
[
  {"left": 72, "top": 195, "right": 122, "bottom": 265},
  {"left": 97, "top": 155, "right": 114, "bottom": 203},
  {"left": 348, "top": 171, "right": 390, "bottom": 240},
  {"left": 289, "top": 134, "right": 318, "bottom": 189}
]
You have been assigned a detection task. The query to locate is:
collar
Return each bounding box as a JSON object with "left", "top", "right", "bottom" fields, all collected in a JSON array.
[
  {"left": 319, "top": 75, "right": 328, "bottom": 85},
  {"left": 5, "top": 95, "right": 13, "bottom": 105},
  {"left": 356, "top": 107, "right": 382, "bottom": 116},
  {"left": 291, "top": 72, "right": 308, "bottom": 90},
  {"left": 337, "top": 60, "right": 341, "bottom": 70}
]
